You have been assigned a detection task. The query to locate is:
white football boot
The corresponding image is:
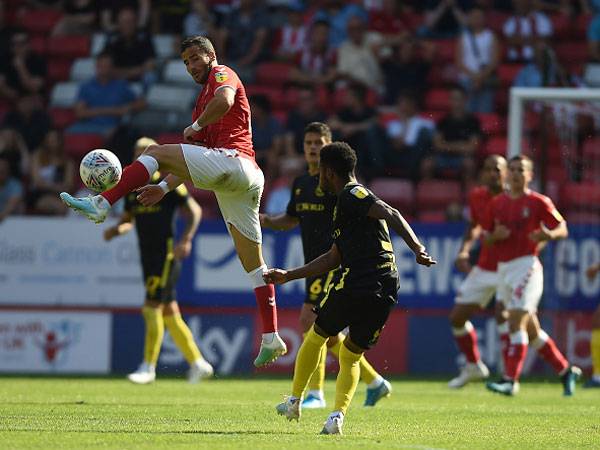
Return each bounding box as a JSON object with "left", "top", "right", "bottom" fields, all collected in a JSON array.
[
  {"left": 188, "top": 359, "right": 214, "bottom": 384},
  {"left": 448, "top": 361, "right": 490, "bottom": 389},
  {"left": 60, "top": 193, "right": 110, "bottom": 224},
  {"left": 320, "top": 411, "right": 344, "bottom": 435},
  {"left": 127, "top": 362, "right": 156, "bottom": 384},
  {"left": 276, "top": 396, "right": 301, "bottom": 422},
  {"left": 254, "top": 332, "right": 287, "bottom": 367}
]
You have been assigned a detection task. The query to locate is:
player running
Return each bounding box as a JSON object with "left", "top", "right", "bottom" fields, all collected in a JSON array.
[
  {"left": 584, "top": 263, "right": 600, "bottom": 388},
  {"left": 264, "top": 142, "right": 436, "bottom": 435},
  {"left": 103, "top": 137, "right": 213, "bottom": 384},
  {"left": 260, "top": 122, "right": 391, "bottom": 409},
  {"left": 60, "top": 36, "right": 286, "bottom": 367},
  {"left": 484, "top": 155, "right": 581, "bottom": 396}
]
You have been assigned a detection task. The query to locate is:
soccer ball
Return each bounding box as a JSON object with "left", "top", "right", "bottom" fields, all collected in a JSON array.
[{"left": 79, "top": 149, "right": 122, "bottom": 193}]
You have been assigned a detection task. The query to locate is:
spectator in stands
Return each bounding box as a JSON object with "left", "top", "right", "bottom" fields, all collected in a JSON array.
[
  {"left": 456, "top": 6, "right": 500, "bottom": 113},
  {"left": 418, "top": 0, "right": 470, "bottom": 38},
  {"left": 282, "top": 86, "right": 328, "bottom": 158},
  {"left": 249, "top": 94, "right": 284, "bottom": 173},
  {"left": 28, "top": 129, "right": 73, "bottom": 215},
  {"left": 588, "top": 13, "right": 600, "bottom": 61},
  {"left": 103, "top": 8, "right": 157, "bottom": 88},
  {"left": 328, "top": 83, "right": 386, "bottom": 177},
  {"left": 52, "top": 0, "right": 97, "bottom": 35},
  {"left": 289, "top": 20, "right": 338, "bottom": 88},
  {"left": 382, "top": 92, "right": 435, "bottom": 179},
  {"left": 216, "top": 0, "right": 270, "bottom": 82},
  {"left": 183, "top": 0, "right": 217, "bottom": 40},
  {"left": 2, "top": 94, "right": 51, "bottom": 151},
  {"left": 151, "top": 0, "right": 189, "bottom": 34},
  {"left": 274, "top": 2, "right": 308, "bottom": 61},
  {"left": 69, "top": 52, "right": 145, "bottom": 136},
  {"left": 337, "top": 15, "right": 384, "bottom": 93},
  {"left": 368, "top": 0, "right": 413, "bottom": 39},
  {"left": 514, "top": 42, "right": 568, "bottom": 87},
  {"left": 100, "top": 0, "right": 151, "bottom": 33},
  {"left": 0, "top": 155, "right": 23, "bottom": 222},
  {"left": 314, "top": 0, "right": 368, "bottom": 49},
  {"left": 503, "top": 0, "right": 553, "bottom": 62},
  {"left": 0, "top": 30, "right": 47, "bottom": 101},
  {"left": 381, "top": 38, "right": 434, "bottom": 106},
  {"left": 0, "top": 128, "right": 29, "bottom": 179},
  {"left": 421, "top": 86, "right": 481, "bottom": 183}
]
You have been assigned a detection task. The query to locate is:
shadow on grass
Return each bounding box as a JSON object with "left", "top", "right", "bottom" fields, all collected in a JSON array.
[{"left": 4, "top": 428, "right": 297, "bottom": 436}]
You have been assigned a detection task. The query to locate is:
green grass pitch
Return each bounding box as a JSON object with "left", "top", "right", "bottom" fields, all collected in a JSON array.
[{"left": 1, "top": 376, "right": 598, "bottom": 449}]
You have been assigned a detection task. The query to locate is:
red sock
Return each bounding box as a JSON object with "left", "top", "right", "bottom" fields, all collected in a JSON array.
[
  {"left": 500, "top": 332, "right": 510, "bottom": 363},
  {"left": 537, "top": 337, "right": 569, "bottom": 374},
  {"left": 505, "top": 332, "right": 528, "bottom": 381},
  {"left": 254, "top": 284, "right": 278, "bottom": 333},
  {"left": 101, "top": 161, "right": 151, "bottom": 205},
  {"left": 453, "top": 323, "right": 480, "bottom": 363}
]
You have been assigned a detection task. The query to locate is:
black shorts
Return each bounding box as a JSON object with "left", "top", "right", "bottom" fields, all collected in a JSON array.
[
  {"left": 304, "top": 270, "right": 337, "bottom": 305},
  {"left": 141, "top": 255, "right": 181, "bottom": 303},
  {"left": 314, "top": 275, "right": 398, "bottom": 350}
]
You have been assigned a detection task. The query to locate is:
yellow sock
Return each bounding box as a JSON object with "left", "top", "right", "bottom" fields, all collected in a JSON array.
[
  {"left": 307, "top": 339, "right": 327, "bottom": 392},
  {"left": 591, "top": 329, "right": 600, "bottom": 376},
  {"left": 292, "top": 326, "right": 327, "bottom": 398},
  {"left": 328, "top": 334, "right": 379, "bottom": 384},
  {"left": 334, "top": 343, "right": 362, "bottom": 415},
  {"left": 142, "top": 306, "right": 164, "bottom": 365},
  {"left": 164, "top": 313, "right": 202, "bottom": 364}
]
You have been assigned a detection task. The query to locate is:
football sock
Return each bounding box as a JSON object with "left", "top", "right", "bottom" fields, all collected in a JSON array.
[
  {"left": 591, "top": 329, "right": 600, "bottom": 377},
  {"left": 452, "top": 321, "right": 480, "bottom": 364},
  {"left": 248, "top": 265, "right": 278, "bottom": 334},
  {"left": 142, "top": 306, "right": 164, "bottom": 365},
  {"left": 164, "top": 313, "right": 202, "bottom": 364},
  {"left": 334, "top": 343, "right": 362, "bottom": 415},
  {"left": 497, "top": 322, "right": 510, "bottom": 364},
  {"left": 101, "top": 156, "right": 157, "bottom": 205},
  {"left": 292, "top": 326, "right": 327, "bottom": 398},
  {"left": 328, "top": 333, "right": 379, "bottom": 384},
  {"left": 530, "top": 330, "right": 568, "bottom": 374},
  {"left": 307, "top": 334, "right": 327, "bottom": 392},
  {"left": 505, "top": 330, "right": 528, "bottom": 381}
]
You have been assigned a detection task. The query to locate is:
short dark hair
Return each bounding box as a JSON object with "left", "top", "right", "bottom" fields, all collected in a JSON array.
[
  {"left": 304, "top": 122, "right": 332, "bottom": 141},
  {"left": 320, "top": 141, "right": 357, "bottom": 177},
  {"left": 509, "top": 154, "right": 534, "bottom": 171},
  {"left": 181, "top": 36, "right": 215, "bottom": 55}
]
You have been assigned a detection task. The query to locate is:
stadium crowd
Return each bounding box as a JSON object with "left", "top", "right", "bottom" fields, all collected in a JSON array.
[{"left": 1, "top": 0, "right": 599, "bottom": 223}]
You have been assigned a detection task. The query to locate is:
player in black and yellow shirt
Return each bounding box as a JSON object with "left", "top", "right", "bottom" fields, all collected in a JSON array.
[
  {"left": 265, "top": 142, "right": 436, "bottom": 435},
  {"left": 261, "top": 123, "right": 389, "bottom": 409},
  {"left": 104, "top": 137, "right": 213, "bottom": 385}
]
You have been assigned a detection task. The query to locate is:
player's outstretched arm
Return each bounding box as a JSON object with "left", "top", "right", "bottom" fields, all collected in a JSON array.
[
  {"left": 264, "top": 244, "right": 341, "bottom": 285},
  {"left": 529, "top": 220, "right": 568, "bottom": 242},
  {"left": 103, "top": 211, "right": 134, "bottom": 241},
  {"left": 367, "top": 200, "right": 436, "bottom": 267},
  {"left": 136, "top": 174, "right": 184, "bottom": 207},
  {"left": 259, "top": 212, "right": 299, "bottom": 231}
]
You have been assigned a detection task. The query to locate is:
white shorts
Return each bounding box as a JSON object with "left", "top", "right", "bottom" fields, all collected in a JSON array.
[
  {"left": 181, "top": 144, "right": 264, "bottom": 243},
  {"left": 455, "top": 266, "right": 498, "bottom": 307},
  {"left": 497, "top": 255, "right": 543, "bottom": 313}
]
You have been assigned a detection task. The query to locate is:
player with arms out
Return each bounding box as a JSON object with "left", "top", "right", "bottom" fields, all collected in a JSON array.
[
  {"left": 264, "top": 142, "right": 436, "bottom": 435},
  {"left": 585, "top": 263, "right": 600, "bottom": 388},
  {"left": 104, "top": 137, "right": 213, "bottom": 384},
  {"left": 485, "top": 155, "right": 581, "bottom": 396},
  {"left": 260, "top": 122, "right": 391, "bottom": 409},
  {"left": 60, "top": 36, "right": 286, "bottom": 367}
]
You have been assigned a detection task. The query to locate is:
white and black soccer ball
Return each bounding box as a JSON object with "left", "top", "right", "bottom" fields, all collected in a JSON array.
[{"left": 79, "top": 149, "right": 122, "bottom": 193}]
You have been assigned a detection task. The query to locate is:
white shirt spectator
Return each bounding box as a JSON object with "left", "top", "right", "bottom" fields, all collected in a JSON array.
[
  {"left": 337, "top": 32, "right": 383, "bottom": 91},
  {"left": 460, "top": 29, "right": 495, "bottom": 75},
  {"left": 386, "top": 116, "right": 435, "bottom": 146},
  {"left": 503, "top": 12, "right": 553, "bottom": 61}
]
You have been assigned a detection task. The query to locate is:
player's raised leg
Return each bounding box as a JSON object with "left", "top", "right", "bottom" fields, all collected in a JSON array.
[
  {"left": 61, "top": 144, "right": 191, "bottom": 223},
  {"left": 128, "top": 300, "right": 164, "bottom": 384},
  {"left": 228, "top": 224, "right": 286, "bottom": 367}
]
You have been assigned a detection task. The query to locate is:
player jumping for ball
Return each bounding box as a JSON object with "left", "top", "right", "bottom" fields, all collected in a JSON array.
[
  {"left": 60, "top": 36, "right": 286, "bottom": 367},
  {"left": 264, "top": 142, "right": 436, "bottom": 435}
]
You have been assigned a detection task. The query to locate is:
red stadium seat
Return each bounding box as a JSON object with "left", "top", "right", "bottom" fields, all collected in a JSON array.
[
  {"left": 418, "top": 209, "right": 447, "bottom": 223},
  {"left": 49, "top": 107, "right": 76, "bottom": 129},
  {"left": 255, "top": 62, "right": 293, "bottom": 87},
  {"left": 582, "top": 136, "right": 600, "bottom": 160},
  {"left": 155, "top": 133, "right": 182, "bottom": 144},
  {"left": 432, "top": 39, "right": 455, "bottom": 63},
  {"left": 551, "top": 14, "right": 571, "bottom": 40},
  {"left": 555, "top": 42, "right": 589, "bottom": 67},
  {"left": 486, "top": 11, "right": 509, "bottom": 34},
  {"left": 560, "top": 182, "right": 600, "bottom": 209},
  {"left": 482, "top": 136, "right": 507, "bottom": 157},
  {"left": 20, "top": 9, "right": 62, "bottom": 34},
  {"left": 369, "top": 178, "right": 414, "bottom": 214},
  {"left": 48, "top": 59, "right": 73, "bottom": 83},
  {"left": 477, "top": 113, "right": 505, "bottom": 137},
  {"left": 545, "top": 164, "right": 569, "bottom": 184},
  {"left": 572, "top": 14, "right": 592, "bottom": 40},
  {"left": 415, "top": 180, "right": 462, "bottom": 210},
  {"left": 47, "top": 35, "right": 90, "bottom": 59},
  {"left": 498, "top": 64, "right": 523, "bottom": 87},
  {"left": 30, "top": 34, "right": 47, "bottom": 55},
  {"left": 64, "top": 133, "right": 104, "bottom": 159},
  {"left": 424, "top": 89, "right": 450, "bottom": 112},
  {"left": 245, "top": 85, "right": 286, "bottom": 110}
]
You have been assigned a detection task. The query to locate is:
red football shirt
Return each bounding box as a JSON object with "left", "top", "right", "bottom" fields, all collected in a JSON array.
[
  {"left": 191, "top": 64, "right": 254, "bottom": 158},
  {"left": 468, "top": 186, "right": 498, "bottom": 271},
  {"left": 487, "top": 190, "right": 564, "bottom": 262}
]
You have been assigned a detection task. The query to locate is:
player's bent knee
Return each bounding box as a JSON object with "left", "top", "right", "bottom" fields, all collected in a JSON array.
[
  {"left": 343, "top": 338, "right": 366, "bottom": 355},
  {"left": 162, "top": 301, "right": 179, "bottom": 316},
  {"left": 313, "top": 324, "right": 332, "bottom": 339},
  {"left": 326, "top": 333, "right": 341, "bottom": 348},
  {"left": 144, "top": 299, "right": 161, "bottom": 309}
]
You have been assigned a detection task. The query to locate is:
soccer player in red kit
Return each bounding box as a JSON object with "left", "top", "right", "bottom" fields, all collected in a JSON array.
[
  {"left": 484, "top": 155, "right": 581, "bottom": 396},
  {"left": 60, "top": 36, "right": 287, "bottom": 367}
]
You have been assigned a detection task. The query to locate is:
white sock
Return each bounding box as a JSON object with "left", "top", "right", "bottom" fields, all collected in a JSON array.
[
  {"left": 497, "top": 322, "right": 509, "bottom": 335},
  {"left": 141, "top": 362, "right": 155, "bottom": 372},
  {"left": 530, "top": 330, "right": 549, "bottom": 350},
  {"left": 262, "top": 331, "right": 276, "bottom": 344},
  {"left": 368, "top": 375, "right": 384, "bottom": 389},
  {"left": 452, "top": 321, "right": 474, "bottom": 337},
  {"left": 307, "top": 389, "right": 324, "bottom": 399},
  {"left": 247, "top": 264, "right": 268, "bottom": 289},
  {"left": 95, "top": 195, "right": 111, "bottom": 209},
  {"left": 137, "top": 154, "right": 159, "bottom": 176},
  {"left": 329, "top": 410, "right": 344, "bottom": 419}
]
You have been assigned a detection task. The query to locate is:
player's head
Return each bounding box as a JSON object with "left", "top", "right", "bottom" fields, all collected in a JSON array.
[
  {"left": 508, "top": 154, "right": 534, "bottom": 190},
  {"left": 304, "top": 122, "right": 332, "bottom": 167},
  {"left": 319, "top": 141, "right": 357, "bottom": 193},
  {"left": 482, "top": 154, "right": 507, "bottom": 191},
  {"left": 134, "top": 137, "right": 157, "bottom": 158},
  {"left": 181, "top": 36, "right": 217, "bottom": 84}
]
